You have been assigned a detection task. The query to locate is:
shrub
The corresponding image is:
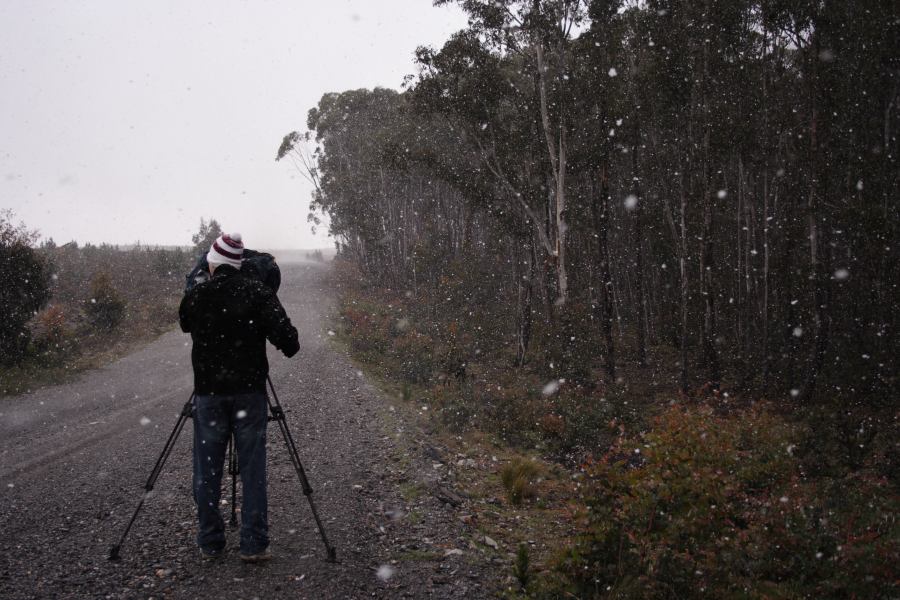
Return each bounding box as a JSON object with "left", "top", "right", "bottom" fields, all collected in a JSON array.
[
  {"left": 393, "top": 331, "right": 435, "bottom": 384},
  {"left": 85, "top": 271, "right": 126, "bottom": 330},
  {"left": 533, "top": 301, "right": 598, "bottom": 386},
  {"left": 0, "top": 212, "right": 51, "bottom": 364},
  {"left": 540, "top": 387, "right": 621, "bottom": 459},
  {"left": 549, "top": 403, "right": 899, "bottom": 599},
  {"left": 500, "top": 458, "right": 541, "bottom": 505},
  {"left": 483, "top": 380, "right": 540, "bottom": 445},
  {"left": 31, "top": 304, "right": 74, "bottom": 360},
  {"left": 514, "top": 543, "right": 531, "bottom": 590},
  {"left": 341, "top": 298, "right": 391, "bottom": 358},
  {"left": 429, "top": 382, "right": 477, "bottom": 431}
]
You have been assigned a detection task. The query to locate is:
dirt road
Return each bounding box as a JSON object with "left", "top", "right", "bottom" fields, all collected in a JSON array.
[{"left": 0, "top": 261, "right": 494, "bottom": 599}]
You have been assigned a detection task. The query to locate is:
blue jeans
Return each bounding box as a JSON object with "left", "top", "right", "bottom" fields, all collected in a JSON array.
[{"left": 192, "top": 392, "right": 269, "bottom": 554}]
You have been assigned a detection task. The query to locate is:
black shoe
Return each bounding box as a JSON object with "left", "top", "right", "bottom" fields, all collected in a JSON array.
[{"left": 200, "top": 547, "right": 225, "bottom": 561}]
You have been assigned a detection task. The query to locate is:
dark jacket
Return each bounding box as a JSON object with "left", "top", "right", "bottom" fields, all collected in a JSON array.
[{"left": 179, "top": 265, "right": 299, "bottom": 395}]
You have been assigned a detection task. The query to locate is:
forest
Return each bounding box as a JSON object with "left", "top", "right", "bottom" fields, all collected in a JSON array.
[{"left": 278, "top": 0, "right": 898, "bottom": 596}]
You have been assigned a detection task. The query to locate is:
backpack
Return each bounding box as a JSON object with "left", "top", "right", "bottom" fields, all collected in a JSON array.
[
  {"left": 241, "top": 249, "right": 281, "bottom": 292},
  {"left": 184, "top": 249, "right": 281, "bottom": 294}
]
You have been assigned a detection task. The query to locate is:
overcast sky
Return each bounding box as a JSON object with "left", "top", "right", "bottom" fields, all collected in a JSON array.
[{"left": 0, "top": 0, "right": 467, "bottom": 249}]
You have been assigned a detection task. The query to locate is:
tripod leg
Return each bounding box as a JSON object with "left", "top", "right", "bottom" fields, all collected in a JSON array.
[
  {"left": 266, "top": 376, "right": 337, "bottom": 562},
  {"left": 228, "top": 435, "right": 238, "bottom": 529},
  {"left": 109, "top": 398, "right": 194, "bottom": 561}
]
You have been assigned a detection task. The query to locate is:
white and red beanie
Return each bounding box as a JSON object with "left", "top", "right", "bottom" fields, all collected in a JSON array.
[{"left": 207, "top": 232, "right": 244, "bottom": 268}]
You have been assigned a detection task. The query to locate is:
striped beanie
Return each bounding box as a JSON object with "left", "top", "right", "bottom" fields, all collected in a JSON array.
[{"left": 207, "top": 232, "right": 244, "bottom": 268}]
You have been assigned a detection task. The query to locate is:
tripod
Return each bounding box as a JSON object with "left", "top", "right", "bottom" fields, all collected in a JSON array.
[{"left": 108, "top": 376, "right": 337, "bottom": 562}]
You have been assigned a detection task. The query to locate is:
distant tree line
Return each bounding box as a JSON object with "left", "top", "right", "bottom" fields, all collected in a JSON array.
[{"left": 281, "top": 0, "right": 897, "bottom": 407}]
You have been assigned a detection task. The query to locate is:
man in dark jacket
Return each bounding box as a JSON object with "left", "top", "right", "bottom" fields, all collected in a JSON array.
[{"left": 179, "top": 232, "right": 299, "bottom": 562}]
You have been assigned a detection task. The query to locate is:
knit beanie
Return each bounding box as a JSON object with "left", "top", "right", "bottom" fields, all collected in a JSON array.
[{"left": 207, "top": 232, "right": 244, "bottom": 268}]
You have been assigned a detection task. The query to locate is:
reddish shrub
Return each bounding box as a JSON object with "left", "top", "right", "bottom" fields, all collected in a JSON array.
[{"left": 549, "top": 403, "right": 899, "bottom": 599}]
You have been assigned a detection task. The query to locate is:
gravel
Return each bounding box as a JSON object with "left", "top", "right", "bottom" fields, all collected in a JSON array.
[{"left": 0, "top": 261, "right": 495, "bottom": 599}]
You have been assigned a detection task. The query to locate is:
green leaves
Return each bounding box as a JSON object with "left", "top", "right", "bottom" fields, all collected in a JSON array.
[
  {"left": 0, "top": 212, "right": 51, "bottom": 364},
  {"left": 190, "top": 217, "right": 222, "bottom": 256}
]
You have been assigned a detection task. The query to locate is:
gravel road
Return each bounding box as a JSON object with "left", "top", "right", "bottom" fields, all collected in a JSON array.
[{"left": 0, "top": 260, "right": 495, "bottom": 599}]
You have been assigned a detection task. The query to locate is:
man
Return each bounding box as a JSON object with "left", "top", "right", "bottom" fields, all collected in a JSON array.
[{"left": 179, "top": 232, "right": 299, "bottom": 562}]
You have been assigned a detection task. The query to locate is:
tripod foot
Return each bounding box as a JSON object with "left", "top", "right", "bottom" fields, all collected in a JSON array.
[
  {"left": 107, "top": 545, "right": 121, "bottom": 561},
  {"left": 326, "top": 547, "right": 337, "bottom": 563}
]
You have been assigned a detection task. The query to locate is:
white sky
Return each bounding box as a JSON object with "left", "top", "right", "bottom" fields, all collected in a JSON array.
[{"left": 0, "top": 0, "right": 467, "bottom": 249}]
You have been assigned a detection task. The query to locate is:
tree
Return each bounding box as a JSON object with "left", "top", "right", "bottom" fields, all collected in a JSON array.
[
  {"left": 295, "top": 0, "right": 898, "bottom": 405},
  {"left": 434, "top": 0, "right": 589, "bottom": 307},
  {"left": 0, "top": 211, "right": 52, "bottom": 364},
  {"left": 191, "top": 218, "right": 222, "bottom": 256}
]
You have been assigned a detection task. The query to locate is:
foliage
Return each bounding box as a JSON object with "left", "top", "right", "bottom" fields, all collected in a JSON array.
[
  {"left": 30, "top": 304, "right": 73, "bottom": 360},
  {"left": 1, "top": 232, "right": 193, "bottom": 396},
  {"left": 191, "top": 217, "right": 222, "bottom": 256},
  {"left": 549, "top": 404, "right": 900, "bottom": 599},
  {"left": 308, "top": 4, "right": 899, "bottom": 591},
  {"left": 85, "top": 271, "right": 126, "bottom": 330},
  {"left": 513, "top": 543, "right": 531, "bottom": 591},
  {"left": 500, "top": 458, "right": 541, "bottom": 505},
  {"left": 298, "top": 0, "right": 898, "bottom": 407},
  {"left": 0, "top": 211, "right": 51, "bottom": 364},
  {"left": 337, "top": 258, "right": 651, "bottom": 456}
]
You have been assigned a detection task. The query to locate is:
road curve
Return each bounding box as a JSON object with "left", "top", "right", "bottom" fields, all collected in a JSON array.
[{"left": 0, "top": 260, "right": 492, "bottom": 599}]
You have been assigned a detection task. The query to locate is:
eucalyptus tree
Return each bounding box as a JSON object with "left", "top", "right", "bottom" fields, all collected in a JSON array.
[
  {"left": 412, "top": 29, "right": 553, "bottom": 364},
  {"left": 762, "top": 0, "right": 899, "bottom": 404},
  {"left": 286, "top": 0, "right": 898, "bottom": 407},
  {"left": 434, "top": 0, "right": 589, "bottom": 307},
  {"left": 301, "top": 88, "right": 412, "bottom": 282},
  {"left": 564, "top": 0, "right": 624, "bottom": 381}
]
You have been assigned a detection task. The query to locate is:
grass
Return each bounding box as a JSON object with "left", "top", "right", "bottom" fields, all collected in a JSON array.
[
  {"left": 405, "top": 509, "right": 425, "bottom": 525},
  {"left": 393, "top": 548, "right": 443, "bottom": 562},
  {"left": 0, "top": 361, "right": 83, "bottom": 396},
  {"left": 398, "top": 481, "right": 425, "bottom": 502},
  {"left": 499, "top": 459, "right": 541, "bottom": 506},
  {"left": 0, "top": 321, "right": 177, "bottom": 397}
]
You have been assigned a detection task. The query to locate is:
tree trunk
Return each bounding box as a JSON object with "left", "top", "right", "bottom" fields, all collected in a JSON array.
[
  {"left": 591, "top": 166, "right": 616, "bottom": 382},
  {"left": 700, "top": 190, "right": 721, "bottom": 390},
  {"left": 632, "top": 125, "right": 648, "bottom": 367},
  {"left": 535, "top": 42, "right": 568, "bottom": 306},
  {"left": 801, "top": 28, "right": 832, "bottom": 403},
  {"left": 679, "top": 182, "right": 689, "bottom": 395},
  {"left": 516, "top": 236, "right": 536, "bottom": 367},
  {"left": 698, "top": 4, "right": 721, "bottom": 390}
]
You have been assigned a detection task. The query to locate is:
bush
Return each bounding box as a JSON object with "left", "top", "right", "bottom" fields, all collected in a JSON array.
[
  {"left": 0, "top": 213, "right": 51, "bottom": 364},
  {"left": 549, "top": 403, "right": 899, "bottom": 599},
  {"left": 430, "top": 381, "right": 480, "bottom": 432},
  {"left": 31, "top": 304, "right": 74, "bottom": 360},
  {"left": 514, "top": 543, "right": 531, "bottom": 590},
  {"left": 533, "top": 301, "right": 598, "bottom": 386},
  {"left": 393, "top": 330, "right": 436, "bottom": 384},
  {"left": 85, "top": 271, "right": 126, "bottom": 330},
  {"left": 539, "top": 387, "right": 623, "bottom": 458},
  {"left": 500, "top": 458, "right": 541, "bottom": 505}
]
